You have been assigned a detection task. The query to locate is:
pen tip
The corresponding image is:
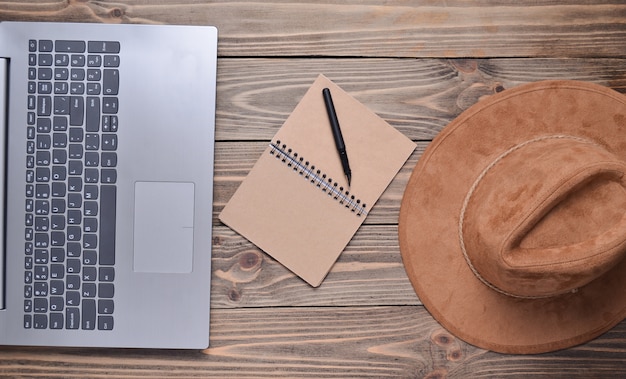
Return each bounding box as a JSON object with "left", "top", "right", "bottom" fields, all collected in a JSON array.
[{"left": 347, "top": 174, "right": 351, "bottom": 187}]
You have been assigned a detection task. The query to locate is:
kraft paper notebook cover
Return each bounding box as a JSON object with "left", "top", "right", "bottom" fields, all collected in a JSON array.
[{"left": 219, "top": 75, "right": 416, "bottom": 286}]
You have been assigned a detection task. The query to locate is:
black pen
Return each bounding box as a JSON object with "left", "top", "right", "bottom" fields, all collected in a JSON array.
[{"left": 322, "top": 87, "right": 352, "bottom": 186}]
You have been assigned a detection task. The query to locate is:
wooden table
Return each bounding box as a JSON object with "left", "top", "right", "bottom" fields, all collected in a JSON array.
[{"left": 1, "top": 1, "right": 626, "bottom": 377}]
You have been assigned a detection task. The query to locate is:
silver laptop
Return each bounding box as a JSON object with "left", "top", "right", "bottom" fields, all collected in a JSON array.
[{"left": 0, "top": 22, "right": 217, "bottom": 348}]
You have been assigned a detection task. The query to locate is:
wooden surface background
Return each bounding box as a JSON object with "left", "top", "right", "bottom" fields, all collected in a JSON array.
[{"left": 2, "top": 0, "right": 626, "bottom": 377}]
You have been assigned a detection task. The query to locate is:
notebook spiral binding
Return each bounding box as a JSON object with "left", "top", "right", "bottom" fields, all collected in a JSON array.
[{"left": 269, "top": 140, "right": 368, "bottom": 216}]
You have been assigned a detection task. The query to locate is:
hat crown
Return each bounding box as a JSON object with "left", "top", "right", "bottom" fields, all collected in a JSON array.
[{"left": 461, "top": 136, "right": 626, "bottom": 298}]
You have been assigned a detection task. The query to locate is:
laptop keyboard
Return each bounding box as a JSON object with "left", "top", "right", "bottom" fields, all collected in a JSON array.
[{"left": 24, "top": 39, "right": 118, "bottom": 330}]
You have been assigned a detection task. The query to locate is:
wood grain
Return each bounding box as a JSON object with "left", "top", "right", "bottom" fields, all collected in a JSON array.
[
  {"left": 211, "top": 225, "right": 420, "bottom": 308},
  {"left": 1, "top": 1, "right": 625, "bottom": 58},
  {"left": 0, "top": 307, "right": 625, "bottom": 378},
  {"left": 215, "top": 58, "right": 626, "bottom": 142}
]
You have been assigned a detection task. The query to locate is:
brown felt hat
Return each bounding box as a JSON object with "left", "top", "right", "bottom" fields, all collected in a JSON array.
[{"left": 399, "top": 80, "right": 626, "bottom": 354}]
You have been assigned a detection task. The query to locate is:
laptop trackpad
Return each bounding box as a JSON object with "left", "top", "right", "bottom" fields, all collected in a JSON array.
[{"left": 133, "top": 182, "right": 195, "bottom": 273}]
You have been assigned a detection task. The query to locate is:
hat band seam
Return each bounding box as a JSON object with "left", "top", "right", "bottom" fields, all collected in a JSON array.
[{"left": 458, "top": 134, "right": 599, "bottom": 300}]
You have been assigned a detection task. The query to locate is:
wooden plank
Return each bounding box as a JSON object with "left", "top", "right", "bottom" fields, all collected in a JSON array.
[
  {"left": 0, "top": 306, "right": 625, "bottom": 378},
  {"left": 213, "top": 141, "right": 424, "bottom": 225},
  {"left": 215, "top": 58, "right": 626, "bottom": 142},
  {"left": 1, "top": 2, "right": 625, "bottom": 58},
  {"left": 211, "top": 225, "right": 420, "bottom": 308}
]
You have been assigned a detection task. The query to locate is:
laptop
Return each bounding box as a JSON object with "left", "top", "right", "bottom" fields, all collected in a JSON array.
[{"left": 0, "top": 22, "right": 217, "bottom": 348}]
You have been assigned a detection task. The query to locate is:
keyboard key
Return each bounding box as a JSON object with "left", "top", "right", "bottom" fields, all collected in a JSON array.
[
  {"left": 37, "top": 96, "right": 51, "bottom": 116},
  {"left": 70, "top": 82, "right": 85, "bottom": 95},
  {"left": 34, "top": 233, "right": 48, "bottom": 248},
  {"left": 83, "top": 266, "right": 97, "bottom": 281},
  {"left": 67, "top": 226, "right": 81, "bottom": 241},
  {"left": 86, "top": 97, "right": 100, "bottom": 131},
  {"left": 87, "top": 55, "right": 102, "bottom": 67},
  {"left": 98, "top": 283, "right": 114, "bottom": 298},
  {"left": 98, "top": 316, "right": 114, "bottom": 331},
  {"left": 68, "top": 161, "right": 83, "bottom": 176},
  {"left": 53, "top": 116, "right": 68, "bottom": 131},
  {"left": 34, "top": 298, "right": 48, "bottom": 312},
  {"left": 38, "top": 40, "right": 53, "bottom": 52},
  {"left": 67, "top": 242, "right": 81, "bottom": 257},
  {"left": 69, "top": 96, "right": 84, "bottom": 126},
  {"left": 82, "top": 283, "right": 96, "bottom": 298},
  {"left": 70, "top": 54, "right": 85, "bottom": 67},
  {"left": 38, "top": 82, "right": 52, "bottom": 94},
  {"left": 53, "top": 96, "right": 70, "bottom": 115},
  {"left": 85, "top": 134, "right": 99, "bottom": 150},
  {"left": 50, "top": 296, "right": 64, "bottom": 311},
  {"left": 34, "top": 282, "right": 48, "bottom": 297},
  {"left": 69, "top": 144, "right": 83, "bottom": 159},
  {"left": 84, "top": 185, "right": 99, "bottom": 200},
  {"left": 70, "top": 68, "right": 85, "bottom": 81},
  {"left": 50, "top": 280, "right": 64, "bottom": 296},
  {"left": 66, "top": 307, "right": 80, "bottom": 329},
  {"left": 87, "top": 83, "right": 101, "bottom": 95},
  {"left": 66, "top": 291, "right": 80, "bottom": 307},
  {"left": 88, "top": 41, "right": 120, "bottom": 53},
  {"left": 84, "top": 201, "right": 98, "bottom": 216},
  {"left": 68, "top": 210, "right": 82, "bottom": 225},
  {"left": 100, "top": 185, "right": 116, "bottom": 265},
  {"left": 50, "top": 231, "right": 65, "bottom": 246},
  {"left": 50, "top": 313, "right": 64, "bottom": 329},
  {"left": 101, "top": 169, "right": 117, "bottom": 184},
  {"left": 99, "top": 267, "right": 114, "bottom": 282},
  {"left": 55, "top": 40, "right": 86, "bottom": 53},
  {"left": 52, "top": 149, "right": 67, "bottom": 164},
  {"left": 82, "top": 299, "right": 96, "bottom": 330},
  {"left": 52, "top": 166, "right": 67, "bottom": 181},
  {"left": 51, "top": 215, "right": 65, "bottom": 230},
  {"left": 101, "top": 135, "right": 117, "bottom": 151},
  {"left": 51, "top": 249, "right": 65, "bottom": 263},
  {"left": 36, "top": 151, "right": 50, "bottom": 165},
  {"left": 55, "top": 54, "right": 69, "bottom": 66},
  {"left": 38, "top": 68, "right": 53, "bottom": 80},
  {"left": 52, "top": 133, "right": 68, "bottom": 149},
  {"left": 101, "top": 152, "right": 117, "bottom": 167},
  {"left": 33, "top": 314, "right": 48, "bottom": 329},
  {"left": 54, "top": 68, "right": 69, "bottom": 80},
  {"left": 24, "top": 314, "right": 32, "bottom": 329},
  {"left": 87, "top": 69, "right": 101, "bottom": 81},
  {"left": 67, "top": 278, "right": 81, "bottom": 293},
  {"left": 51, "top": 198, "right": 66, "bottom": 213},
  {"left": 54, "top": 82, "right": 69, "bottom": 94},
  {"left": 35, "top": 184, "right": 50, "bottom": 199},
  {"left": 69, "top": 127, "right": 84, "bottom": 142},
  {"left": 38, "top": 54, "right": 53, "bottom": 66},
  {"left": 104, "top": 55, "right": 120, "bottom": 67},
  {"left": 102, "top": 97, "right": 118, "bottom": 114},
  {"left": 98, "top": 299, "right": 114, "bottom": 314},
  {"left": 83, "top": 234, "right": 97, "bottom": 249},
  {"left": 36, "top": 118, "right": 51, "bottom": 133},
  {"left": 103, "top": 69, "right": 119, "bottom": 95},
  {"left": 67, "top": 258, "right": 81, "bottom": 274}
]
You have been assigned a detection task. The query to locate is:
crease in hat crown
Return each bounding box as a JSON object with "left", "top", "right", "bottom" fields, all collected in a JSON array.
[{"left": 459, "top": 134, "right": 626, "bottom": 299}]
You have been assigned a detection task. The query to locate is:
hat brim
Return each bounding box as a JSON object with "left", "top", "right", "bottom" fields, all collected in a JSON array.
[{"left": 399, "top": 80, "right": 626, "bottom": 354}]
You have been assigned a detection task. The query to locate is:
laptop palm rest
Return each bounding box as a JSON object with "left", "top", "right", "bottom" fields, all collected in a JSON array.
[{"left": 133, "top": 181, "right": 195, "bottom": 273}]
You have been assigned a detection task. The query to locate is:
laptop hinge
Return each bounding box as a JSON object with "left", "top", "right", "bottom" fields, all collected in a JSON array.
[{"left": 0, "top": 58, "right": 7, "bottom": 310}]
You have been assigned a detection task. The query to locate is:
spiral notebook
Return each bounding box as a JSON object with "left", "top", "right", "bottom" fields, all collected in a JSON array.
[{"left": 219, "top": 75, "right": 416, "bottom": 287}]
